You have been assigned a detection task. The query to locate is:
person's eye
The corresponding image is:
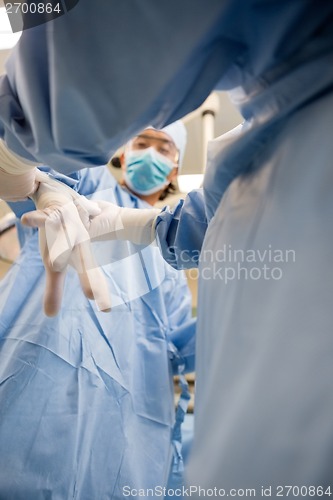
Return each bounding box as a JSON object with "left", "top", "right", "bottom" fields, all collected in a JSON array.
[{"left": 159, "top": 147, "right": 170, "bottom": 155}]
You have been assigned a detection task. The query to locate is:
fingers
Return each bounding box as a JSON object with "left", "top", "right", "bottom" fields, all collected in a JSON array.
[
  {"left": 24, "top": 195, "right": 112, "bottom": 315},
  {"left": 44, "top": 268, "right": 67, "bottom": 317},
  {"left": 43, "top": 203, "right": 111, "bottom": 321},
  {"left": 70, "top": 241, "right": 112, "bottom": 312},
  {"left": 34, "top": 170, "right": 102, "bottom": 217},
  {"left": 43, "top": 202, "right": 87, "bottom": 272},
  {"left": 45, "top": 206, "right": 76, "bottom": 272},
  {"left": 21, "top": 209, "right": 48, "bottom": 228},
  {"left": 74, "top": 200, "right": 92, "bottom": 230},
  {"left": 22, "top": 204, "right": 79, "bottom": 270},
  {"left": 82, "top": 200, "right": 123, "bottom": 241},
  {"left": 39, "top": 229, "right": 67, "bottom": 317},
  {"left": 75, "top": 194, "right": 101, "bottom": 217}
]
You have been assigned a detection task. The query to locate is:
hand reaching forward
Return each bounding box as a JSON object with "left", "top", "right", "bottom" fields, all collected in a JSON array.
[
  {"left": 22, "top": 170, "right": 112, "bottom": 316},
  {"left": 75, "top": 199, "right": 160, "bottom": 246}
]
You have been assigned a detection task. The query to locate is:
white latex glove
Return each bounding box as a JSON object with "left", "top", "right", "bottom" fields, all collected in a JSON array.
[
  {"left": 22, "top": 170, "right": 112, "bottom": 316},
  {"left": 76, "top": 200, "right": 160, "bottom": 246},
  {"left": 0, "top": 139, "right": 39, "bottom": 201}
]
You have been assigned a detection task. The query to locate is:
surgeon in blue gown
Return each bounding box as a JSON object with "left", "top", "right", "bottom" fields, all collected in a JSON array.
[
  {"left": 0, "top": 124, "right": 195, "bottom": 498},
  {"left": 1, "top": 0, "right": 333, "bottom": 496}
]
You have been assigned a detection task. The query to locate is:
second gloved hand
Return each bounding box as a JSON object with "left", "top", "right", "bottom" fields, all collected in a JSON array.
[{"left": 76, "top": 199, "right": 160, "bottom": 246}]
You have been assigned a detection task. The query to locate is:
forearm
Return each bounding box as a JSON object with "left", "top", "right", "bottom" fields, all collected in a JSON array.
[{"left": 0, "top": 140, "right": 38, "bottom": 201}]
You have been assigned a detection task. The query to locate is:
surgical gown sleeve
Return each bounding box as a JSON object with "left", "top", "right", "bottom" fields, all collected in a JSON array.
[
  {"left": 155, "top": 189, "right": 208, "bottom": 270},
  {"left": 160, "top": 265, "right": 196, "bottom": 374},
  {"left": 0, "top": 0, "right": 234, "bottom": 174},
  {"left": 0, "top": 0, "right": 331, "bottom": 178}
]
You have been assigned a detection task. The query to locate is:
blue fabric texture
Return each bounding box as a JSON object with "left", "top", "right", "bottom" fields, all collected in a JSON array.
[
  {"left": 1, "top": 0, "right": 333, "bottom": 495},
  {"left": 0, "top": 167, "right": 194, "bottom": 498},
  {"left": 148, "top": 3, "right": 333, "bottom": 493},
  {"left": 4, "top": 1, "right": 331, "bottom": 174},
  {"left": 0, "top": 0, "right": 229, "bottom": 173},
  {"left": 155, "top": 190, "right": 207, "bottom": 270}
]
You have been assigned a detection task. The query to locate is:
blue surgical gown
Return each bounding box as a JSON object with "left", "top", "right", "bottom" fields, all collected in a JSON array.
[
  {"left": 0, "top": 167, "right": 195, "bottom": 499},
  {"left": 1, "top": 0, "right": 333, "bottom": 496},
  {"left": 153, "top": 6, "right": 333, "bottom": 496}
]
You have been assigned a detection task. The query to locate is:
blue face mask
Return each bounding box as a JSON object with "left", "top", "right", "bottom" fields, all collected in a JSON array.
[{"left": 124, "top": 147, "right": 175, "bottom": 195}]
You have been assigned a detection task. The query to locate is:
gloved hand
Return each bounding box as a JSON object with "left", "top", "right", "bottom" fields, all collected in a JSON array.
[
  {"left": 22, "top": 170, "right": 112, "bottom": 316},
  {"left": 0, "top": 139, "right": 38, "bottom": 201},
  {"left": 76, "top": 200, "right": 160, "bottom": 246}
]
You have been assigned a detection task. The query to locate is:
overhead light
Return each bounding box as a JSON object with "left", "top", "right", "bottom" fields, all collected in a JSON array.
[
  {"left": 0, "top": 7, "right": 21, "bottom": 49},
  {"left": 177, "top": 174, "right": 204, "bottom": 194}
]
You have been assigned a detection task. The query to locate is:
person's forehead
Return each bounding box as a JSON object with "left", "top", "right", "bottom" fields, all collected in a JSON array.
[{"left": 137, "top": 129, "right": 174, "bottom": 145}]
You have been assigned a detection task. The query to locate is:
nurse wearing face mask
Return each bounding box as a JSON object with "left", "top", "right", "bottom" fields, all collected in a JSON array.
[
  {"left": 120, "top": 121, "right": 186, "bottom": 206},
  {"left": 0, "top": 121, "right": 196, "bottom": 498}
]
